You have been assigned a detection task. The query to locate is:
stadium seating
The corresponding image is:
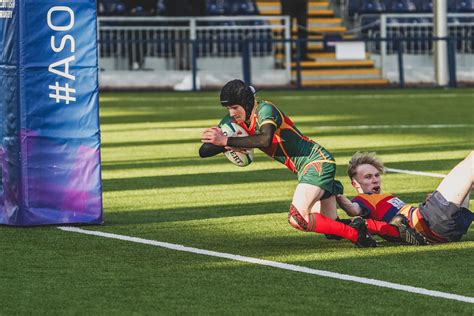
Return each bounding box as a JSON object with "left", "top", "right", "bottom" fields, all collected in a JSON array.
[
  {"left": 205, "top": 0, "right": 225, "bottom": 16},
  {"left": 205, "top": 0, "right": 260, "bottom": 18},
  {"left": 360, "top": 0, "right": 386, "bottom": 14},
  {"left": 415, "top": 0, "right": 433, "bottom": 12},
  {"left": 156, "top": 0, "right": 167, "bottom": 15},
  {"left": 388, "top": 0, "right": 417, "bottom": 12},
  {"left": 231, "top": 0, "right": 259, "bottom": 15},
  {"left": 203, "top": 0, "right": 271, "bottom": 55},
  {"left": 455, "top": 0, "right": 474, "bottom": 12},
  {"left": 348, "top": 0, "right": 473, "bottom": 15},
  {"left": 98, "top": 0, "right": 127, "bottom": 16}
]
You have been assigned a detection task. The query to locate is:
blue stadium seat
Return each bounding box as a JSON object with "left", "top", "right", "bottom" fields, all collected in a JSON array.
[
  {"left": 131, "top": 5, "right": 146, "bottom": 16},
  {"left": 156, "top": 0, "right": 167, "bottom": 15},
  {"left": 388, "top": 0, "right": 417, "bottom": 12},
  {"left": 361, "top": 0, "right": 386, "bottom": 13},
  {"left": 234, "top": 0, "right": 258, "bottom": 15},
  {"left": 455, "top": 0, "right": 474, "bottom": 12},
  {"left": 415, "top": 0, "right": 467, "bottom": 13},
  {"left": 448, "top": 0, "right": 458, "bottom": 11},
  {"left": 206, "top": 0, "right": 225, "bottom": 15},
  {"left": 415, "top": 0, "right": 433, "bottom": 12},
  {"left": 98, "top": 0, "right": 127, "bottom": 16},
  {"left": 223, "top": 0, "right": 240, "bottom": 15}
]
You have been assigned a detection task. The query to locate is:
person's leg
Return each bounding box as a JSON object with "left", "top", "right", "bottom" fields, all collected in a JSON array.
[
  {"left": 290, "top": 183, "right": 324, "bottom": 219},
  {"left": 288, "top": 183, "right": 322, "bottom": 231},
  {"left": 436, "top": 151, "right": 473, "bottom": 206},
  {"left": 461, "top": 189, "right": 471, "bottom": 209},
  {"left": 310, "top": 200, "right": 321, "bottom": 213},
  {"left": 365, "top": 219, "right": 399, "bottom": 239},
  {"left": 288, "top": 183, "right": 359, "bottom": 243},
  {"left": 319, "top": 196, "right": 338, "bottom": 219},
  {"left": 310, "top": 196, "right": 338, "bottom": 219}
]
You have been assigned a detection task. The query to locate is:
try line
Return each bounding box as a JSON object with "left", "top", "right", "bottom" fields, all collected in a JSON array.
[
  {"left": 100, "top": 93, "right": 471, "bottom": 103},
  {"left": 58, "top": 226, "right": 474, "bottom": 304},
  {"left": 386, "top": 167, "right": 445, "bottom": 178}
]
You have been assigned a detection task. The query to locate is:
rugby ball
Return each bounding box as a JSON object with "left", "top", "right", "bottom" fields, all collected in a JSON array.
[{"left": 220, "top": 122, "right": 253, "bottom": 167}]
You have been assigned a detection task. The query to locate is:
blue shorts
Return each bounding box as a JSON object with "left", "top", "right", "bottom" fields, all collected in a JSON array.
[{"left": 419, "top": 191, "right": 474, "bottom": 241}]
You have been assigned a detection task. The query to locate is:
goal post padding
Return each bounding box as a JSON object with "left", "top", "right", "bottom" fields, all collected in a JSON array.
[{"left": 0, "top": 0, "right": 103, "bottom": 225}]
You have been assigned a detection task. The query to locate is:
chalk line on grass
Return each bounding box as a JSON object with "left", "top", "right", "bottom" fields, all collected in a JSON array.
[
  {"left": 58, "top": 226, "right": 473, "bottom": 304},
  {"left": 164, "top": 124, "right": 472, "bottom": 132},
  {"left": 386, "top": 167, "right": 446, "bottom": 178}
]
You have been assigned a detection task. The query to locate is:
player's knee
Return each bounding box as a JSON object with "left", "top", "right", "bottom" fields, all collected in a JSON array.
[
  {"left": 288, "top": 216, "right": 304, "bottom": 231},
  {"left": 288, "top": 204, "right": 308, "bottom": 231}
]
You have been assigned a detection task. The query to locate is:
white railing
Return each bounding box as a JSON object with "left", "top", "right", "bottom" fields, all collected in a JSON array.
[
  {"left": 98, "top": 15, "right": 291, "bottom": 75},
  {"left": 358, "top": 13, "right": 474, "bottom": 83},
  {"left": 358, "top": 13, "right": 474, "bottom": 55}
]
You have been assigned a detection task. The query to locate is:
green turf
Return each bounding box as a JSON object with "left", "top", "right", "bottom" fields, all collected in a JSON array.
[{"left": 1, "top": 88, "right": 473, "bottom": 315}]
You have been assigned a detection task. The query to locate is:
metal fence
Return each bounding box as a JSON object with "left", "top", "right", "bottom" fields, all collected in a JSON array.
[
  {"left": 359, "top": 13, "right": 474, "bottom": 54},
  {"left": 355, "top": 13, "right": 474, "bottom": 85},
  {"left": 98, "top": 15, "right": 291, "bottom": 73},
  {"left": 97, "top": 15, "right": 473, "bottom": 89}
]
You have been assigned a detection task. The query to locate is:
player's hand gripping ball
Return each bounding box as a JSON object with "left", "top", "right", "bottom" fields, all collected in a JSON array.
[{"left": 220, "top": 122, "right": 253, "bottom": 167}]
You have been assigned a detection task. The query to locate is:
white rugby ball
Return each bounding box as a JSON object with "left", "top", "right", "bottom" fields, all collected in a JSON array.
[{"left": 220, "top": 122, "right": 254, "bottom": 167}]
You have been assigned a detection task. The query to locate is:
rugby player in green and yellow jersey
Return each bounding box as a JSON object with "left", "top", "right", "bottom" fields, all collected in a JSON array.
[{"left": 199, "top": 79, "right": 376, "bottom": 247}]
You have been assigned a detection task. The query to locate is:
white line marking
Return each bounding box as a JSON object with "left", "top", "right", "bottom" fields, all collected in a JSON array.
[
  {"left": 100, "top": 93, "right": 472, "bottom": 102},
  {"left": 153, "top": 124, "right": 472, "bottom": 132},
  {"left": 386, "top": 167, "right": 446, "bottom": 178},
  {"left": 316, "top": 124, "right": 472, "bottom": 130},
  {"left": 58, "top": 226, "right": 473, "bottom": 304},
  {"left": 277, "top": 93, "right": 472, "bottom": 100}
]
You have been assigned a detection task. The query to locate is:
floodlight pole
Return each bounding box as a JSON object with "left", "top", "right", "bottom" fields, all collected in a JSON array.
[{"left": 434, "top": 0, "right": 449, "bottom": 86}]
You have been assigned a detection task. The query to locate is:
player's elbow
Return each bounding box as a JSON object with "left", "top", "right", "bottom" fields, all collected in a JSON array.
[
  {"left": 198, "top": 144, "right": 212, "bottom": 158},
  {"left": 262, "top": 138, "right": 272, "bottom": 148},
  {"left": 260, "top": 134, "right": 273, "bottom": 148},
  {"left": 198, "top": 146, "right": 207, "bottom": 158}
]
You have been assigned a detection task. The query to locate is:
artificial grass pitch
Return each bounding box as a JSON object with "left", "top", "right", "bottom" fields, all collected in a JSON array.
[{"left": 1, "top": 88, "right": 473, "bottom": 314}]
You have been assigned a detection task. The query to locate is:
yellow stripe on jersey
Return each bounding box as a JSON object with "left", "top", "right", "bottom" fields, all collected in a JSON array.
[
  {"left": 357, "top": 194, "right": 394, "bottom": 207},
  {"left": 259, "top": 119, "right": 278, "bottom": 128}
]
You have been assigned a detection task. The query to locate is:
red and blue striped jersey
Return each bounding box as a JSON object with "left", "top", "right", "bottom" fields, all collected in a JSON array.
[
  {"left": 352, "top": 193, "right": 447, "bottom": 243},
  {"left": 352, "top": 193, "right": 407, "bottom": 222}
]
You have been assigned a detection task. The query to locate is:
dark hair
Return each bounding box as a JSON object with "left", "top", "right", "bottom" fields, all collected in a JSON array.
[{"left": 220, "top": 79, "right": 256, "bottom": 120}]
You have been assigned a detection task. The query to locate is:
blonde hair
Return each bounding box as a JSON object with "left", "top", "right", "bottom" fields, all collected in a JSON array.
[{"left": 347, "top": 152, "right": 384, "bottom": 179}]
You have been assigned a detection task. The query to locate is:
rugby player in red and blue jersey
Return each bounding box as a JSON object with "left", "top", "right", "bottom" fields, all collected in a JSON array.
[
  {"left": 199, "top": 79, "right": 376, "bottom": 247},
  {"left": 337, "top": 152, "right": 473, "bottom": 244}
]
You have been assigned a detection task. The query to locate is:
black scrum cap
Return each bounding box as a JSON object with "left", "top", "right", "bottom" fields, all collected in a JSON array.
[{"left": 220, "top": 79, "right": 256, "bottom": 120}]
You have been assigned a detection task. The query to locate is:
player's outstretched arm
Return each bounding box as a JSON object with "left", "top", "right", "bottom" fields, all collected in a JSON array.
[
  {"left": 336, "top": 194, "right": 363, "bottom": 217},
  {"left": 198, "top": 143, "right": 225, "bottom": 158}
]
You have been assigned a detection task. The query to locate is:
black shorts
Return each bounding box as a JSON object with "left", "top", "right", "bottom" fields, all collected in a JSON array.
[{"left": 418, "top": 191, "right": 474, "bottom": 242}]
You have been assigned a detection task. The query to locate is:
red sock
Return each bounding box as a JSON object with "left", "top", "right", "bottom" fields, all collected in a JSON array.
[
  {"left": 307, "top": 213, "right": 358, "bottom": 243},
  {"left": 366, "top": 219, "right": 400, "bottom": 238}
]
